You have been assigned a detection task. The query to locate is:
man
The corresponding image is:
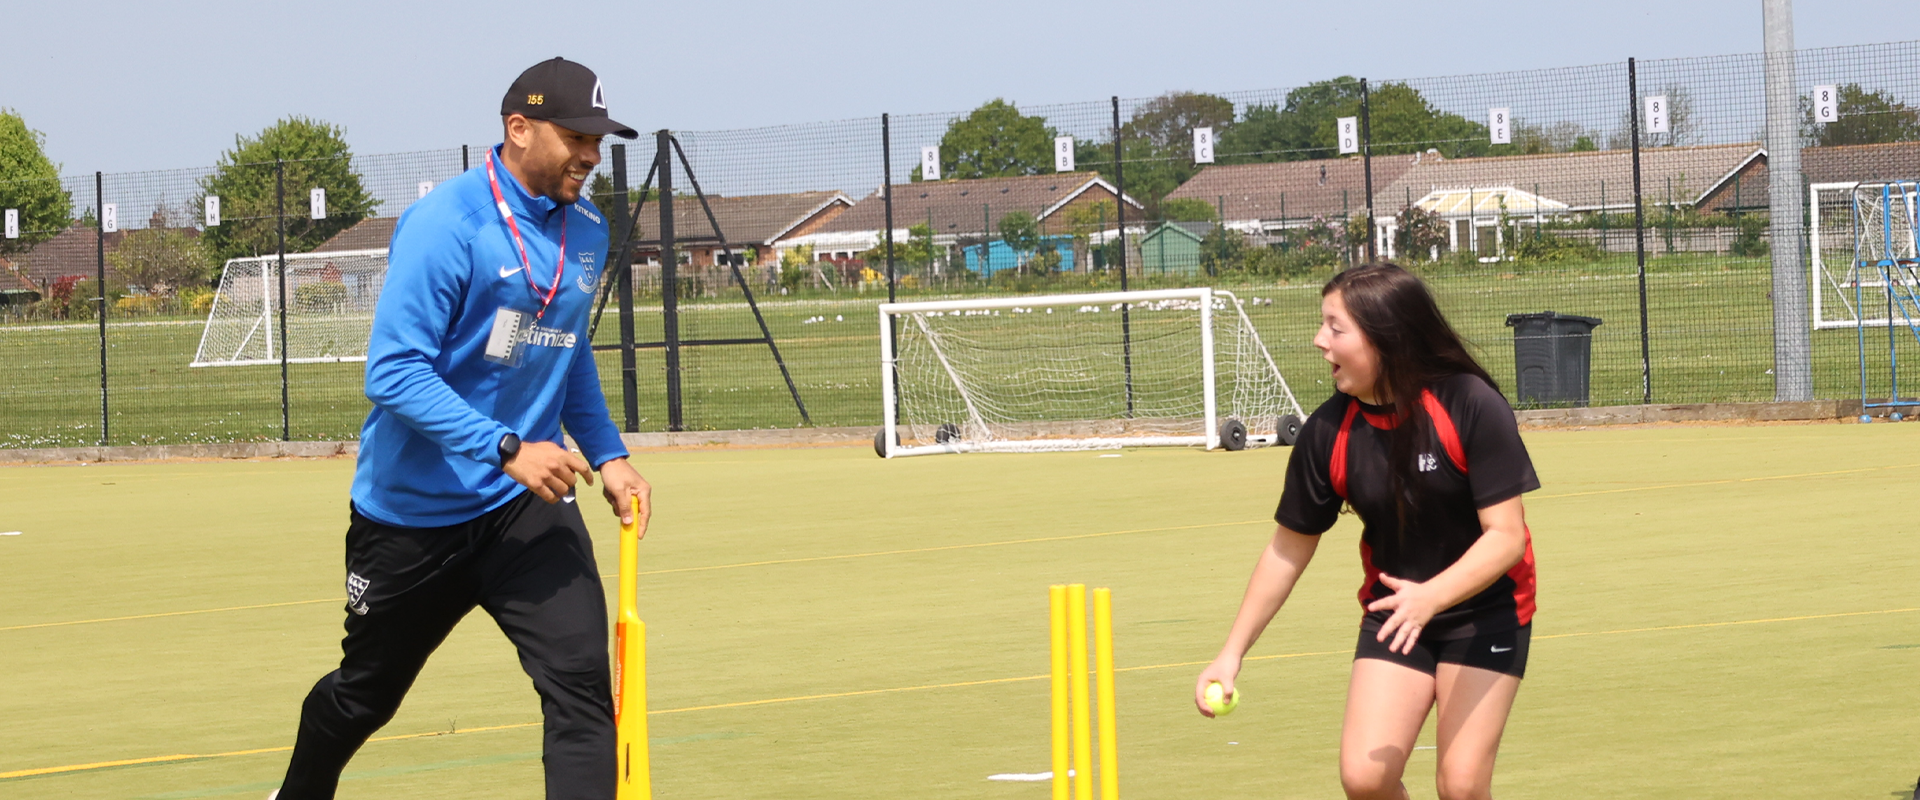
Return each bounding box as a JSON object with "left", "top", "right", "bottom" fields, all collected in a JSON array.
[{"left": 273, "top": 58, "right": 648, "bottom": 800}]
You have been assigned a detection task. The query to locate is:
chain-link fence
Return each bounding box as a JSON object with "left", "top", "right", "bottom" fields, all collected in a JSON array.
[{"left": 6, "top": 40, "right": 1920, "bottom": 446}]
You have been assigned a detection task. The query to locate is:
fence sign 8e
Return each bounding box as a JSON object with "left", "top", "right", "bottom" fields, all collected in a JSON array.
[{"left": 1489, "top": 108, "right": 1511, "bottom": 144}]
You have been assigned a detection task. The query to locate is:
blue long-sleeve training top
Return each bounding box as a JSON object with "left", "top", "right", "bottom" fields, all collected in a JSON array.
[{"left": 351, "top": 145, "right": 628, "bottom": 528}]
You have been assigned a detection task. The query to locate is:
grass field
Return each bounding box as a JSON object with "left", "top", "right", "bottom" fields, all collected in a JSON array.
[
  {"left": 11, "top": 254, "right": 1920, "bottom": 449},
  {"left": 2, "top": 422, "right": 1918, "bottom": 798}
]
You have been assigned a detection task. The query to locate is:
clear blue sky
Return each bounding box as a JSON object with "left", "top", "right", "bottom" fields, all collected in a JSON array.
[{"left": 4, "top": 0, "right": 1915, "bottom": 175}]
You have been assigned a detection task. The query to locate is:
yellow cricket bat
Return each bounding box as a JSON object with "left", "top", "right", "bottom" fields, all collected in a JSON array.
[{"left": 614, "top": 494, "right": 651, "bottom": 799}]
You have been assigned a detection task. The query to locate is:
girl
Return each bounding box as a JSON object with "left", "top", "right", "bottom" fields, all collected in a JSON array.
[{"left": 1195, "top": 263, "right": 1538, "bottom": 800}]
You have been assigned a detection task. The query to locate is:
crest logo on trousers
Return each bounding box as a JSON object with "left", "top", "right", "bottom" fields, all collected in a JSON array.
[{"left": 347, "top": 572, "right": 371, "bottom": 615}]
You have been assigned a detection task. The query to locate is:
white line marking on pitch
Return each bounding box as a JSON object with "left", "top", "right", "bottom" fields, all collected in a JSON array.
[
  {"left": 988, "top": 771, "right": 1068, "bottom": 781},
  {"left": 0, "top": 531, "right": 20, "bottom": 536}
]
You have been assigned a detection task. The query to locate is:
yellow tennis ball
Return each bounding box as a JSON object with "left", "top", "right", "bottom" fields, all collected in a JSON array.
[{"left": 1205, "top": 682, "right": 1240, "bottom": 716}]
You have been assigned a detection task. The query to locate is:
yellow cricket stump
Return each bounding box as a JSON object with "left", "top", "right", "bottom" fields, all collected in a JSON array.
[
  {"left": 1050, "top": 583, "right": 1119, "bottom": 800},
  {"left": 615, "top": 500, "right": 652, "bottom": 800}
]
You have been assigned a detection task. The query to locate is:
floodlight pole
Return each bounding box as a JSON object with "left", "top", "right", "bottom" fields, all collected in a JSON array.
[
  {"left": 1764, "top": 0, "right": 1812, "bottom": 400},
  {"left": 1629, "top": 59, "right": 1652, "bottom": 405},
  {"left": 1361, "top": 78, "right": 1376, "bottom": 262}
]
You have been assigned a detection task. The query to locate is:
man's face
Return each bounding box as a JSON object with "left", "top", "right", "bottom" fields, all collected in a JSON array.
[{"left": 505, "top": 116, "right": 603, "bottom": 203}]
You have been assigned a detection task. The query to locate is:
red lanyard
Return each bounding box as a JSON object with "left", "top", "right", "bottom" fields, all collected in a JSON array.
[{"left": 485, "top": 150, "right": 567, "bottom": 320}]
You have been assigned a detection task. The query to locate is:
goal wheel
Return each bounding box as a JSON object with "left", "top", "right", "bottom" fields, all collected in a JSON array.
[
  {"left": 1277, "top": 414, "right": 1303, "bottom": 446},
  {"left": 1218, "top": 418, "right": 1248, "bottom": 451},
  {"left": 935, "top": 422, "right": 961, "bottom": 443},
  {"left": 874, "top": 428, "right": 900, "bottom": 458}
]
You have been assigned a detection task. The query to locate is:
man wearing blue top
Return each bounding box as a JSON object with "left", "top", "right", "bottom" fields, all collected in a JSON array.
[{"left": 272, "top": 58, "right": 647, "bottom": 800}]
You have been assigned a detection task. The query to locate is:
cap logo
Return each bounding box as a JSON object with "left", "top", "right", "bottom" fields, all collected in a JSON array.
[
  {"left": 527, "top": 94, "right": 545, "bottom": 105},
  {"left": 591, "top": 80, "right": 606, "bottom": 110}
]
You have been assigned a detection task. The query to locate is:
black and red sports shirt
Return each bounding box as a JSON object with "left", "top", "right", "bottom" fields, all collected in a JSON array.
[{"left": 1274, "top": 373, "right": 1539, "bottom": 639}]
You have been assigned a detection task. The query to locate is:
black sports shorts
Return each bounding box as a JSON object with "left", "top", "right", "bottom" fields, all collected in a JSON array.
[{"left": 1353, "top": 623, "right": 1530, "bottom": 678}]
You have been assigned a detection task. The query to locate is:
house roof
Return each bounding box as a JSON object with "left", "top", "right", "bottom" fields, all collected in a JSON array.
[
  {"left": 1696, "top": 141, "right": 1920, "bottom": 210},
  {"left": 1164, "top": 155, "right": 1419, "bottom": 222},
  {"left": 625, "top": 191, "right": 852, "bottom": 248},
  {"left": 1378, "top": 143, "right": 1764, "bottom": 212},
  {"left": 1412, "top": 186, "right": 1568, "bottom": 218},
  {"left": 9, "top": 223, "right": 133, "bottom": 289},
  {"left": 815, "top": 172, "right": 1142, "bottom": 238},
  {"left": 314, "top": 217, "right": 398, "bottom": 252}
]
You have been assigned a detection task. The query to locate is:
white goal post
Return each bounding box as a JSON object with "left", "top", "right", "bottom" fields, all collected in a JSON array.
[
  {"left": 1811, "top": 181, "right": 1920, "bottom": 330},
  {"left": 877, "top": 287, "right": 1307, "bottom": 457},
  {"left": 191, "top": 248, "right": 388, "bottom": 367}
]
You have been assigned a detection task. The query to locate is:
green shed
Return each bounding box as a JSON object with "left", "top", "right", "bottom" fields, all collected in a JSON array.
[{"left": 1138, "top": 222, "right": 1208, "bottom": 275}]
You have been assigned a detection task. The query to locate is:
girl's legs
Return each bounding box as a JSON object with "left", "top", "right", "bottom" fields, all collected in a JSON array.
[
  {"left": 1430, "top": 663, "right": 1521, "bottom": 800},
  {"left": 1339, "top": 658, "right": 1435, "bottom": 800}
]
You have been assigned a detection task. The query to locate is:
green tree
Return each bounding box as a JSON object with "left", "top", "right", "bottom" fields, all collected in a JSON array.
[
  {"left": 197, "top": 117, "right": 375, "bottom": 262},
  {"left": 1803, "top": 83, "right": 1920, "bottom": 146},
  {"left": 0, "top": 109, "right": 72, "bottom": 255},
  {"left": 108, "top": 228, "right": 217, "bottom": 294},
  {"left": 1159, "top": 197, "right": 1217, "bottom": 222},
  {"left": 930, "top": 100, "right": 1055, "bottom": 180},
  {"left": 1215, "top": 79, "right": 1489, "bottom": 163},
  {"left": 1107, "top": 92, "right": 1237, "bottom": 213},
  {"left": 999, "top": 210, "right": 1039, "bottom": 254}
]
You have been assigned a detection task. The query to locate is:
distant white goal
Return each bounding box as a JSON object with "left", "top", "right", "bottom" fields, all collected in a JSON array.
[
  {"left": 1812, "top": 181, "right": 1920, "bottom": 329},
  {"left": 877, "top": 287, "right": 1306, "bottom": 457},
  {"left": 191, "top": 249, "right": 387, "bottom": 367}
]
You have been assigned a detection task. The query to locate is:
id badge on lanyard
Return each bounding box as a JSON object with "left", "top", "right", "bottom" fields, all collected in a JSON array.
[{"left": 484, "top": 307, "right": 536, "bottom": 368}]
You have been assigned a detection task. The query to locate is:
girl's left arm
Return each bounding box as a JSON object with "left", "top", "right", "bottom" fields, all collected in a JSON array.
[{"left": 1366, "top": 496, "right": 1530, "bottom": 654}]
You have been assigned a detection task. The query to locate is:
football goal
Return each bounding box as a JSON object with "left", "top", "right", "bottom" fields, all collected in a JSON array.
[
  {"left": 876, "top": 287, "right": 1306, "bottom": 457},
  {"left": 191, "top": 249, "right": 387, "bottom": 367},
  {"left": 1811, "top": 181, "right": 1920, "bottom": 330}
]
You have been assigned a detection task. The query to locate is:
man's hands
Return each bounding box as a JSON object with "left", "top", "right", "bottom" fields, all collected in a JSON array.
[
  {"left": 503, "top": 440, "right": 593, "bottom": 502},
  {"left": 598, "top": 457, "right": 651, "bottom": 533}
]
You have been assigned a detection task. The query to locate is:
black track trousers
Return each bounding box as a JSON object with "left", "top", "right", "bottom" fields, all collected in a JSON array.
[{"left": 277, "top": 490, "right": 613, "bottom": 800}]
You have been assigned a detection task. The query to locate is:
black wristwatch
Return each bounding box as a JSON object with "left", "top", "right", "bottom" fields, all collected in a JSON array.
[{"left": 497, "top": 433, "right": 522, "bottom": 464}]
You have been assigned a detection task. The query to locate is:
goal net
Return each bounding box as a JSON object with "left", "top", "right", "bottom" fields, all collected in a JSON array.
[
  {"left": 877, "top": 288, "right": 1305, "bottom": 457},
  {"left": 191, "top": 249, "right": 387, "bottom": 367},
  {"left": 1812, "top": 181, "right": 1920, "bottom": 329}
]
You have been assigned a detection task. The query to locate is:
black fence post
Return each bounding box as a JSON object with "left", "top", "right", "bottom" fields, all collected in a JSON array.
[
  {"left": 277, "top": 159, "right": 290, "bottom": 440},
  {"left": 1112, "top": 96, "right": 1134, "bottom": 418},
  {"left": 1361, "top": 78, "right": 1376, "bottom": 262},
  {"left": 882, "top": 114, "right": 896, "bottom": 303},
  {"left": 462, "top": 145, "right": 470, "bottom": 172},
  {"left": 1628, "top": 57, "right": 1652, "bottom": 405},
  {"left": 611, "top": 143, "right": 639, "bottom": 432},
  {"left": 656, "top": 131, "right": 683, "bottom": 432},
  {"left": 94, "top": 172, "right": 108, "bottom": 446}
]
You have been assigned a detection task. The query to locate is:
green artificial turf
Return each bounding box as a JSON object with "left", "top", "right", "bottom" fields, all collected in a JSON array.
[{"left": 1, "top": 422, "right": 1917, "bottom": 798}]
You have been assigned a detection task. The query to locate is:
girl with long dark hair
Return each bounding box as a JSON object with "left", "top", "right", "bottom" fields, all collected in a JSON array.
[{"left": 1194, "top": 262, "right": 1538, "bottom": 800}]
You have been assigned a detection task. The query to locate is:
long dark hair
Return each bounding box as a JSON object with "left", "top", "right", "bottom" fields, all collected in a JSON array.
[{"left": 1323, "top": 262, "right": 1495, "bottom": 528}]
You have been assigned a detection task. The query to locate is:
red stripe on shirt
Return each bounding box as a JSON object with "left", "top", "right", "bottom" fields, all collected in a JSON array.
[{"left": 1507, "top": 526, "right": 1538, "bottom": 625}]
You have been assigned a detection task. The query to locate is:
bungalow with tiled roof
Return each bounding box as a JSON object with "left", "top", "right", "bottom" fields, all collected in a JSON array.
[
  {"left": 1162, "top": 154, "right": 1419, "bottom": 234},
  {"left": 794, "top": 172, "right": 1144, "bottom": 275},
  {"left": 1373, "top": 143, "right": 1766, "bottom": 259}
]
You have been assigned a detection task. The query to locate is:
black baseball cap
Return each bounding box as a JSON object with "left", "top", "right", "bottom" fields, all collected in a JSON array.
[{"left": 501, "top": 57, "right": 638, "bottom": 139}]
